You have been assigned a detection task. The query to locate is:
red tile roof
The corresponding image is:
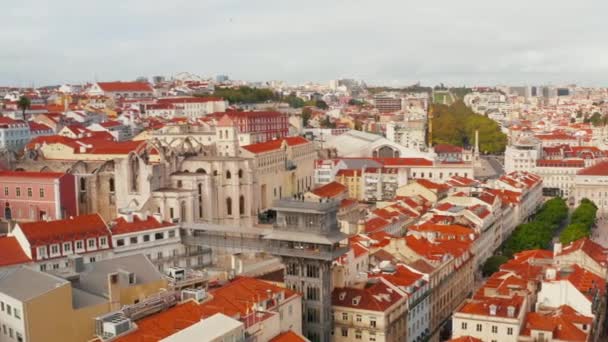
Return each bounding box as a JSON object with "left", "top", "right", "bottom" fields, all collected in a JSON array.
[
  {"left": 434, "top": 144, "right": 463, "bottom": 153},
  {"left": 157, "top": 96, "right": 223, "bottom": 104},
  {"left": 521, "top": 306, "right": 591, "bottom": 341},
  {"left": 458, "top": 295, "right": 524, "bottom": 318},
  {"left": 28, "top": 122, "right": 53, "bottom": 132},
  {"left": 0, "top": 171, "right": 66, "bottom": 179},
  {"left": 97, "top": 82, "right": 153, "bottom": 93},
  {"left": 17, "top": 214, "right": 110, "bottom": 247},
  {"left": 269, "top": 331, "right": 308, "bottom": 342},
  {"left": 99, "top": 120, "right": 123, "bottom": 128},
  {"left": 447, "top": 337, "right": 483, "bottom": 342},
  {"left": 116, "top": 277, "right": 300, "bottom": 342},
  {"left": 416, "top": 179, "right": 450, "bottom": 192},
  {"left": 332, "top": 280, "right": 404, "bottom": 312},
  {"left": 558, "top": 237, "right": 608, "bottom": 267},
  {"left": 242, "top": 136, "right": 309, "bottom": 154},
  {"left": 578, "top": 160, "right": 608, "bottom": 176},
  {"left": 0, "top": 237, "right": 31, "bottom": 267},
  {"left": 374, "top": 157, "right": 433, "bottom": 167},
  {"left": 111, "top": 216, "right": 175, "bottom": 235},
  {"left": 310, "top": 181, "right": 347, "bottom": 198},
  {"left": 537, "top": 159, "right": 585, "bottom": 168}
]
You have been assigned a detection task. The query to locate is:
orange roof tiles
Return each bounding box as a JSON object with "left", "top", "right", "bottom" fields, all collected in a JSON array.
[
  {"left": 242, "top": 136, "right": 309, "bottom": 154},
  {"left": 17, "top": 214, "right": 110, "bottom": 247},
  {"left": 521, "top": 306, "right": 591, "bottom": 341},
  {"left": 111, "top": 216, "right": 175, "bottom": 235},
  {"left": 332, "top": 280, "right": 404, "bottom": 312},
  {"left": 0, "top": 237, "right": 31, "bottom": 267},
  {"left": 416, "top": 179, "right": 450, "bottom": 192},
  {"left": 0, "top": 170, "right": 66, "bottom": 179},
  {"left": 434, "top": 144, "right": 463, "bottom": 153},
  {"left": 97, "top": 82, "right": 153, "bottom": 93},
  {"left": 578, "top": 160, "right": 608, "bottom": 176},
  {"left": 310, "top": 181, "right": 347, "bottom": 198},
  {"left": 458, "top": 295, "right": 524, "bottom": 318},
  {"left": 117, "top": 277, "right": 300, "bottom": 342},
  {"left": 558, "top": 237, "right": 608, "bottom": 266},
  {"left": 447, "top": 337, "right": 483, "bottom": 342},
  {"left": 270, "top": 331, "right": 308, "bottom": 342}
]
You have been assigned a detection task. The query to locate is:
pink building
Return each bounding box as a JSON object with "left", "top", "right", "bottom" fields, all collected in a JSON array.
[{"left": 0, "top": 171, "right": 77, "bottom": 221}]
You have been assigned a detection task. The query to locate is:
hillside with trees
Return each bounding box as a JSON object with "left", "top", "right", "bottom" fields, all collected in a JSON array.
[
  {"left": 198, "top": 86, "right": 278, "bottom": 104},
  {"left": 431, "top": 100, "right": 507, "bottom": 153}
]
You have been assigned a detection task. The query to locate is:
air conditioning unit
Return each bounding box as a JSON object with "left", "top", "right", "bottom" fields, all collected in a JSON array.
[
  {"left": 166, "top": 267, "right": 185, "bottom": 280},
  {"left": 181, "top": 288, "right": 207, "bottom": 302},
  {"left": 95, "top": 311, "right": 134, "bottom": 340}
]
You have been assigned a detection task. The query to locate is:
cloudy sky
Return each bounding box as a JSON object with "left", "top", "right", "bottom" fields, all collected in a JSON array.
[{"left": 1, "top": 0, "right": 606, "bottom": 87}]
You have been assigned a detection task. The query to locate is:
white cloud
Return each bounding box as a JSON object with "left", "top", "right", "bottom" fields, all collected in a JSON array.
[{"left": 1, "top": 0, "right": 607, "bottom": 86}]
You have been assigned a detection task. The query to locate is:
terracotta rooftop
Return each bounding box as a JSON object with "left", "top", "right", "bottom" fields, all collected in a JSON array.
[
  {"left": 332, "top": 280, "right": 404, "bottom": 312},
  {"left": 96, "top": 82, "right": 153, "bottom": 93},
  {"left": 111, "top": 216, "right": 175, "bottom": 235},
  {"left": 16, "top": 214, "right": 110, "bottom": 248},
  {"left": 242, "top": 136, "right": 309, "bottom": 154},
  {"left": 269, "top": 331, "right": 308, "bottom": 342},
  {"left": 310, "top": 181, "right": 347, "bottom": 198},
  {"left": 578, "top": 160, "right": 608, "bottom": 176},
  {"left": 0, "top": 237, "right": 31, "bottom": 267}
]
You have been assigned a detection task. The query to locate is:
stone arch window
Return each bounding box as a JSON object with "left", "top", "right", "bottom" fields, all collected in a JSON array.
[
  {"left": 226, "top": 197, "right": 232, "bottom": 216},
  {"left": 219, "top": 130, "right": 223, "bottom": 139},
  {"left": 196, "top": 168, "right": 207, "bottom": 174},
  {"left": 238, "top": 169, "right": 243, "bottom": 178},
  {"left": 80, "top": 178, "right": 86, "bottom": 191},
  {"left": 239, "top": 195, "right": 245, "bottom": 216},
  {"left": 109, "top": 178, "right": 115, "bottom": 193},
  {"left": 129, "top": 155, "right": 139, "bottom": 192},
  {"left": 226, "top": 170, "right": 231, "bottom": 179}
]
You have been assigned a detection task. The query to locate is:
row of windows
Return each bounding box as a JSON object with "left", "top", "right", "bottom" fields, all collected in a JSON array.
[
  {"left": 3, "top": 187, "right": 45, "bottom": 198},
  {"left": 115, "top": 230, "right": 176, "bottom": 247},
  {"left": 0, "top": 302, "right": 20, "bottom": 319},
  {"left": 339, "top": 328, "right": 377, "bottom": 341},
  {"left": 1, "top": 324, "right": 22, "bottom": 342},
  {"left": 38, "top": 237, "right": 108, "bottom": 259},
  {"left": 461, "top": 322, "right": 513, "bottom": 335}
]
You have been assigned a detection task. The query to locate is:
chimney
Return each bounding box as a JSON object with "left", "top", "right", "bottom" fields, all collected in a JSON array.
[{"left": 553, "top": 242, "right": 562, "bottom": 256}]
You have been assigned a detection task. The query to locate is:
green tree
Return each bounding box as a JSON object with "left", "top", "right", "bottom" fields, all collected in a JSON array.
[
  {"left": 301, "top": 107, "right": 312, "bottom": 127},
  {"left": 560, "top": 223, "right": 590, "bottom": 244},
  {"left": 284, "top": 94, "right": 305, "bottom": 108},
  {"left": 17, "top": 96, "right": 31, "bottom": 120},
  {"left": 321, "top": 116, "right": 335, "bottom": 128},
  {"left": 482, "top": 255, "right": 509, "bottom": 276},
  {"left": 431, "top": 100, "right": 507, "bottom": 153},
  {"left": 315, "top": 100, "right": 329, "bottom": 110}
]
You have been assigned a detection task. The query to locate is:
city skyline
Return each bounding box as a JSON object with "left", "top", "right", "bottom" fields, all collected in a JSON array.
[{"left": 3, "top": 0, "right": 608, "bottom": 87}]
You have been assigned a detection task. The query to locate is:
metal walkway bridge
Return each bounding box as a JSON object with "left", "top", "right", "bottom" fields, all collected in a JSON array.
[{"left": 181, "top": 222, "right": 348, "bottom": 261}]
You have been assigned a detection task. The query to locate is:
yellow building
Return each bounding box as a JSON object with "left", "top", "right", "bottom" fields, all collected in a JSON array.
[{"left": 0, "top": 255, "right": 168, "bottom": 342}]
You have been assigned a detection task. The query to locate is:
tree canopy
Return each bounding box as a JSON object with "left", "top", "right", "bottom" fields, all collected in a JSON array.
[
  {"left": 502, "top": 197, "right": 568, "bottom": 257},
  {"left": 559, "top": 198, "right": 597, "bottom": 244},
  {"left": 17, "top": 96, "right": 31, "bottom": 119},
  {"left": 482, "top": 255, "right": 509, "bottom": 276},
  {"left": 431, "top": 100, "right": 507, "bottom": 154},
  {"left": 198, "top": 86, "right": 277, "bottom": 104}
]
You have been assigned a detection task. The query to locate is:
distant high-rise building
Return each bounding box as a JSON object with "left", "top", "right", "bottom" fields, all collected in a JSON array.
[
  {"left": 216, "top": 74, "right": 229, "bottom": 83},
  {"left": 557, "top": 88, "right": 570, "bottom": 96},
  {"left": 152, "top": 75, "right": 165, "bottom": 84}
]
